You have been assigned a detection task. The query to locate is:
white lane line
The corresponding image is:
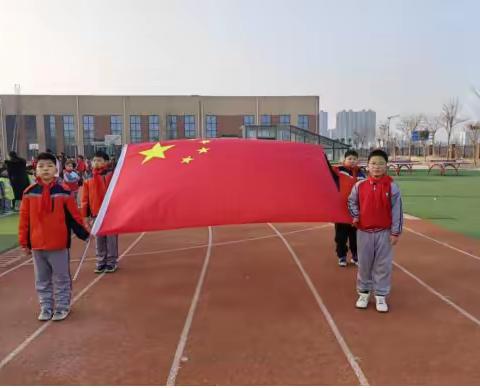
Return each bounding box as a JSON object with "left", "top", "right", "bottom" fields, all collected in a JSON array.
[
  {"left": 0, "top": 258, "right": 32, "bottom": 279},
  {"left": 393, "top": 262, "right": 480, "bottom": 327},
  {"left": 0, "top": 225, "right": 332, "bottom": 278},
  {"left": 166, "top": 226, "right": 213, "bottom": 386},
  {"left": 405, "top": 227, "right": 480, "bottom": 263},
  {"left": 0, "top": 233, "right": 145, "bottom": 371},
  {"left": 124, "top": 224, "right": 332, "bottom": 259},
  {"left": 268, "top": 223, "right": 369, "bottom": 386}
]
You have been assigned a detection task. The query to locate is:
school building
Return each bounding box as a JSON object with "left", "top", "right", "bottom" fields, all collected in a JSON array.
[{"left": 0, "top": 94, "right": 347, "bottom": 160}]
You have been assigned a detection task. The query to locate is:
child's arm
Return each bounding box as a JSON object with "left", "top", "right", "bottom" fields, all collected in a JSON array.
[
  {"left": 80, "top": 180, "right": 90, "bottom": 219},
  {"left": 390, "top": 183, "right": 403, "bottom": 238},
  {"left": 348, "top": 182, "right": 360, "bottom": 225},
  {"left": 18, "top": 195, "right": 31, "bottom": 255},
  {"left": 65, "top": 195, "right": 90, "bottom": 239}
]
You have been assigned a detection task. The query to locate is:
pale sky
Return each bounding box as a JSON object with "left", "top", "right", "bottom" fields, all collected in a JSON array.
[{"left": 1, "top": 0, "right": 480, "bottom": 133}]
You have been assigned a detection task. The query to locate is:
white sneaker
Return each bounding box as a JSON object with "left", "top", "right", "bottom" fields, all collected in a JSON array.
[
  {"left": 375, "top": 295, "right": 389, "bottom": 313},
  {"left": 355, "top": 292, "right": 370, "bottom": 309}
]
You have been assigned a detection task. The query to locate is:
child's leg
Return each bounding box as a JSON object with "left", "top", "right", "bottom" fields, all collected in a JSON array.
[
  {"left": 47, "top": 249, "right": 72, "bottom": 311},
  {"left": 32, "top": 250, "right": 54, "bottom": 312},
  {"left": 356, "top": 230, "right": 375, "bottom": 293},
  {"left": 348, "top": 225, "right": 358, "bottom": 257},
  {"left": 95, "top": 235, "right": 108, "bottom": 268},
  {"left": 105, "top": 235, "right": 119, "bottom": 266},
  {"left": 334, "top": 223, "right": 349, "bottom": 258},
  {"left": 372, "top": 230, "right": 393, "bottom": 296}
]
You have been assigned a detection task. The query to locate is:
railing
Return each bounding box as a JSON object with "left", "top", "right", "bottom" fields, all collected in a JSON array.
[{"left": 241, "top": 124, "right": 350, "bottom": 161}]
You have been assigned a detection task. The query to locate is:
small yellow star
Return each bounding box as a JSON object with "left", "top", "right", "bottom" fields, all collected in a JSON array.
[
  {"left": 197, "top": 147, "right": 209, "bottom": 154},
  {"left": 181, "top": 156, "right": 194, "bottom": 164},
  {"left": 139, "top": 143, "right": 175, "bottom": 164},
  {"left": 200, "top": 140, "right": 211, "bottom": 144}
]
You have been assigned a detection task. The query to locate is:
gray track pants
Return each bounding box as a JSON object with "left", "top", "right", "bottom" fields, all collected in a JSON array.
[
  {"left": 32, "top": 249, "right": 71, "bottom": 311},
  {"left": 95, "top": 235, "right": 119, "bottom": 266},
  {"left": 356, "top": 229, "right": 393, "bottom": 296},
  {"left": 92, "top": 217, "right": 119, "bottom": 267}
]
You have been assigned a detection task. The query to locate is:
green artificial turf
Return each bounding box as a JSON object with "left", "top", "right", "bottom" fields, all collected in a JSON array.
[
  {"left": 393, "top": 170, "right": 480, "bottom": 239},
  {"left": 0, "top": 214, "right": 19, "bottom": 253}
]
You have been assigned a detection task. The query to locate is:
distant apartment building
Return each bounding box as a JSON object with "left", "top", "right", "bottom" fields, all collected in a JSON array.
[
  {"left": 319, "top": 110, "right": 328, "bottom": 137},
  {"left": 335, "top": 109, "right": 376, "bottom": 147}
]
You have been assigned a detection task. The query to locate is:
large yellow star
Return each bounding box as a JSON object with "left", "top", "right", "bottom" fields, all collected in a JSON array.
[
  {"left": 198, "top": 147, "right": 209, "bottom": 154},
  {"left": 140, "top": 143, "right": 175, "bottom": 164},
  {"left": 181, "top": 156, "right": 194, "bottom": 164}
]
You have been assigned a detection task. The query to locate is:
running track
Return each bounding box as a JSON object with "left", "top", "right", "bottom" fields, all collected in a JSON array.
[{"left": 0, "top": 219, "right": 479, "bottom": 385}]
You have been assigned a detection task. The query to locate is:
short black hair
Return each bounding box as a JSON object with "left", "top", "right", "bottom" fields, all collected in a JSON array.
[
  {"left": 37, "top": 152, "right": 57, "bottom": 164},
  {"left": 93, "top": 151, "right": 109, "bottom": 161},
  {"left": 65, "top": 159, "right": 77, "bottom": 168},
  {"left": 344, "top": 149, "right": 359, "bottom": 158},
  {"left": 368, "top": 149, "right": 388, "bottom": 163}
]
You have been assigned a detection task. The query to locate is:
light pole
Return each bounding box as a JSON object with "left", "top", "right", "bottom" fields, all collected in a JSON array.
[{"left": 386, "top": 114, "right": 399, "bottom": 156}]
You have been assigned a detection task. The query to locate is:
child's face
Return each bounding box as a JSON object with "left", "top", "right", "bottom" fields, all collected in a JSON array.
[
  {"left": 36, "top": 160, "right": 57, "bottom": 182},
  {"left": 368, "top": 156, "right": 387, "bottom": 178},
  {"left": 92, "top": 157, "right": 106, "bottom": 169},
  {"left": 65, "top": 163, "right": 74, "bottom": 171},
  {"left": 344, "top": 155, "right": 358, "bottom": 168}
]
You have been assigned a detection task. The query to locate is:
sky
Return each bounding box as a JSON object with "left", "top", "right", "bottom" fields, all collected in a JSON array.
[{"left": 1, "top": 0, "right": 480, "bottom": 134}]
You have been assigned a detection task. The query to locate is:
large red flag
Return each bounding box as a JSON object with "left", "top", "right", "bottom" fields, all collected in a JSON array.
[{"left": 92, "top": 139, "right": 351, "bottom": 235}]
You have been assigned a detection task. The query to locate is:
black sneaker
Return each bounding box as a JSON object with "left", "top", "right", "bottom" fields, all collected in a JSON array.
[
  {"left": 351, "top": 255, "right": 358, "bottom": 266},
  {"left": 338, "top": 257, "right": 347, "bottom": 267},
  {"left": 104, "top": 264, "right": 118, "bottom": 273},
  {"left": 94, "top": 264, "right": 106, "bottom": 273}
]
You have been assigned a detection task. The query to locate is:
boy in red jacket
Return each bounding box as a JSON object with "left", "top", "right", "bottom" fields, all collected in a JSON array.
[
  {"left": 81, "top": 151, "right": 118, "bottom": 273},
  {"left": 348, "top": 149, "right": 403, "bottom": 313},
  {"left": 332, "top": 150, "right": 366, "bottom": 267},
  {"left": 19, "top": 152, "right": 89, "bottom": 321}
]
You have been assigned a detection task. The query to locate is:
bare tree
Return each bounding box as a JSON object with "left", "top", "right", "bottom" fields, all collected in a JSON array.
[
  {"left": 397, "top": 114, "right": 424, "bottom": 159},
  {"left": 440, "top": 98, "right": 467, "bottom": 159},
  {"left": 424, "top": 115, "right": 442, "bottom": 157},
  {"left": 465, "top": 122, "right": 480, "bottom": 166},
  {"left": 352, "top": 131, "right": 367, "bottom": 150},
  {"left": 377, "top": 121, "right": 388, "bottom": 148}
]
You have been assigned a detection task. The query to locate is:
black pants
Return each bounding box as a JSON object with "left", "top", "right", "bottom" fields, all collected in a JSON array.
[{"left": 334, "top": 223, "right": 357, "bottom": 258}]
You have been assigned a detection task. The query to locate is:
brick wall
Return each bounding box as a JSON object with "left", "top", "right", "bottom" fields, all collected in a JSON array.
[
  {"left": 95, "top": 115, "right": 111, "bottom": 141},
  {"left": 55, "top": 115, "right": 65, "bottom": 156},
  {"left": 216, "top": 115, "right": 244, "bottom": 137}
]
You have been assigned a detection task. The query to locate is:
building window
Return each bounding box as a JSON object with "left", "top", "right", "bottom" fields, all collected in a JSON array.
[
  {"left": 63, "top": 115, "right": 76, "bottom": 145},
  {"left": 206, "top": 115, "right": 217, "bottom": 138},
  {"left": 149, "top": 115, "right": 160, "bottom": 141},
  {"left": 184, "top": 115, "right": 196, "bottom": 138},
  {"left": 44, "top": 115, "right": 57, "bottom": 153},
  {"left": 110, "top": 115, "right": 123, "bottom": 136},
  {"left": 279, "top": 115, "right": 290, "bottom": 125},
  {"left": 243, "top": 115, "right": 255, "bottom": 126},
  {"left": 130, "top": 115, "right": 141, "bottom": 143},
  {"left": 83, "top": 115, "right": 95, "bottom": 145},
  {"left": 167, "top": 115, "right": 177, "bottom": 139},
  {"left": 261, "top": 115, "right": 271, "bottom": 125},
  {"left": 298, "top": 115, "right": 309, "bottom": 130}
]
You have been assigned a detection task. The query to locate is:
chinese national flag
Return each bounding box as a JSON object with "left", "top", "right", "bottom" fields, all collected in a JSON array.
[{"left": 92, "top": 139, "right": 351, "bottom": 236}]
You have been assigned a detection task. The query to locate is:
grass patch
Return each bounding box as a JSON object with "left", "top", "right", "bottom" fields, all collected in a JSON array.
[
  {"left": 393, "top": 170, "right": 480, "bottom": 239},
  {"left": 0, "top": 214, "right": 19, "bottom": 253}
]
